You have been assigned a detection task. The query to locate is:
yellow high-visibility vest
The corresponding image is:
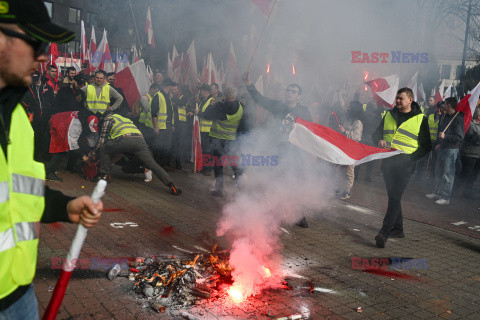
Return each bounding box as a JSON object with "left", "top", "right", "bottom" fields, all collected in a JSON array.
[
  {"left": 383, "top": 111, "right": 424, "bottom": 154},
  {"left": 107, "top": 114, "right": 142, "bottom": 140},
  {"left": 86, "top": 84, "right": 110, "bottom": 114},
  {"left": 138, "top": 93, "right": 153, "bottom": 128},
  {"left": 152, "top": 91, "right": 168, "bottom": 130},
  {"left": 210, "top": 103, "right": 243, "bottom": 140},
  {"left": 177, "top": 94, "right": 187, "bottom": 122},
  {"left": 199, "top": 97, "right": 213, "bottom": 133},
  {"left": 0, "top": 104, "right": 45, "bottom": 299},
  {"left": 428, "top": 113, "right": 439, "bottom": 141}
]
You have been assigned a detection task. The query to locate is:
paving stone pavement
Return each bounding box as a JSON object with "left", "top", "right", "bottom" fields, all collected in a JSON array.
[{"left": 34, "top": 164, "right": 480, "bottom": 319}]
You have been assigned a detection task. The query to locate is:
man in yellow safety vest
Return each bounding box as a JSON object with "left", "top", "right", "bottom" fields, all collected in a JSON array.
[
  {"left": 372, "top": 87, "right": 431, "bottom": 248},
  {"left": 0, "top": 1, "right": 103, "bottom": 318},
  {"left": 81, "top": 70, "right": 124, "bottom": 115}
]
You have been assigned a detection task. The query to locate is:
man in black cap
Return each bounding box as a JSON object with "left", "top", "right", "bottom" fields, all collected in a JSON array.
[{"left": 0, "top": 1, "right": 103, "bottom": 318}]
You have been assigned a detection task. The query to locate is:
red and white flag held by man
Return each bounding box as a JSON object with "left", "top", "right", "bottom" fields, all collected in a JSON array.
[
  {"left": 80, "top": 20, "right": 88, "bottom": 64},
  {"left": 50, "top": 111, "right": 98, "bottom": 153},
  {"left": 191, "top": 108, "right": 203, "bottom": 172},
  {"left": 89, "top": 26, "right": 96, "bottom": 61},
  {"left": 114, "top": 59, "right": 150, "bottom": 107},
  {"left": 289, "top": 118, "right": 403, "bottom": 165},
  {"left": 456, "top": 81, "right": 480, "bottom": 133},
  {"left": 365, "top": 74, "right": 399, "bottom": 108},
  {"left": 182, "top": 40, "right": 197, "bottom": 89},
  {"left": 144, "top": 6, "right": 155, "bottom": 48}
]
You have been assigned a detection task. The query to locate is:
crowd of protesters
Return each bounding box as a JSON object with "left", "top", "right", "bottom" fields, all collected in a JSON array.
[{"left": 20, "top": 60, "right": 480, "bottom": 207}]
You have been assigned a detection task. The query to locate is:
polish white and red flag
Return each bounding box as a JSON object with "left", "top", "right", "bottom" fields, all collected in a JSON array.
[
  {"left": 251, "top": 0, "right": 274, "bottom": 15},
  {"left": 144, "top": 6, "right": 155, "bottom": 48},
  {"left": 289, "top": 117, "right": 403, "bottom": 165},
  {"left": 167, "top": 52, "right": 174, "bottom": 79},
  {"left": 443, "top": 83, "right": 452, "bottom": 100},
  {"left": 80, "top": 20, "right": 88, "bottom": 64},
  {"left": 225, "top": 41, "right": 240, "bottom": 88},
  {"left": 172, "top": 46, "right": 181, "bottom": 82},
  {"left": 191, "top": 111, "right": 203, "bottom": 173},
  {"left": 49, "top": 111, "right": 98, "bottom": 153},
  {"left": 89, "top": 26, "right": 96, "bottom": 61},
  {"left": 181, "top": 40, "right": 197, "bottom": 89},
  {"left": 70, "top": 52, "right": 81, "bottom": 72},
  {"left": 406, "top": 72, "right": 418, "bottom": 101},
  {"left": 456, "top": 81, "right": 480, "bottom": 133},
  {"left": 434, "top": 86, "right": 443, "bottom": 104},
  {"left": 418, "top": 82, "right": 426, "bottom": 101},
  {"left": 365, "top": 74, "right": 399, "bottom": 108},
  {"left": 114, "top": 59, "right": 151, "bottom": 107}
]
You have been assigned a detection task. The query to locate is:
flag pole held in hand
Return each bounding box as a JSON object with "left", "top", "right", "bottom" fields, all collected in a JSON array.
[{"left": 42, "top": 180, "right": 107, "bottom": 320}]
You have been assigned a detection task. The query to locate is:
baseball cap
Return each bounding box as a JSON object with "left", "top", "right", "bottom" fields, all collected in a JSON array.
[{"left": 0, "top": 0, "right": 75, "bottom": 43}]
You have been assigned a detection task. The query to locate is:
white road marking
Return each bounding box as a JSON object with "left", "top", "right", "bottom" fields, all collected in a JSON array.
[
  {"left": 345, "top": 204, "right": 373, "bottom": 215},
  {"left": 451, "top": 221, "right": 468, "bottom": 226},
  {"left": 110, "top": 222, "right": 138, "bottom": 228},
  {"left": 280, "top": 227, "right": 291, "bottom": 235}
]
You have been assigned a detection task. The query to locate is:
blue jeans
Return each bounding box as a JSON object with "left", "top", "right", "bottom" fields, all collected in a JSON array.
[
  {"left": 434, "top": 148, "right": 459, "bottom": 200},
  {"left": 0, "top": 285, "right": 39, "bottom": 320}
]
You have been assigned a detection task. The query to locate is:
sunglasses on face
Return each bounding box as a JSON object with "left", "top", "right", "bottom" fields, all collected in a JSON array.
[
  {"left": 286, "top": 89, "right": 299, "bottom": 94},
  {"left": 0, "top": 27, "right": 49, "bottom": 58}
]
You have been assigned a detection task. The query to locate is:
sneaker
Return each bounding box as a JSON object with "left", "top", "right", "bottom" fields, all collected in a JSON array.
[
  {"left": 426, "top": 193, "right": 439, "bottom": 199},
  {"left": 375, "top": 233, "right": 386, "bottom": 248},
  {"left": 144, "top": 169, "right": 153, "bottom": 182},
  {"left": 211, "top": 189, "right": 224, "bottom": 197},
  {"left": 46, "top": 173, "right": 63, "bottom": 182},
  {"left": 435, "top": 198, "right": 450, "bottom": 205},
  {"left": 389, "top": 229, "right": 405, "bottom": 238},
  {"left": 295, "top": 217, "right": 309, "bottom": 228},
  {"left": 169, "top": 184, "right": 182, "bottom": 196},
  {"left": 339, "top": 191, "right": 351, "bottom": 200}
]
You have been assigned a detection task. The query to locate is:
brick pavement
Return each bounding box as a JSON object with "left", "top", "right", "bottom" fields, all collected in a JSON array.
[{"left": 33, "top": 164, "right": 480, "bottom": 319}]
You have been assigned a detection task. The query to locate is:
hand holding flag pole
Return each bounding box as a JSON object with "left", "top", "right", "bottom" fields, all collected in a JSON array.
[{"left": 43, "top": 180, "right": 107, "bottom": 320}]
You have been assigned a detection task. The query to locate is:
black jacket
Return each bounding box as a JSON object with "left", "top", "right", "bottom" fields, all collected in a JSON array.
[
  {"left": 20, "top": 83, "right": 55, "bottom": 124},
  {"left": 246, "top": 84, "right": 311, "bottom": 122},
  {"left": 437, "top": 112, "right": 465, "bottom": 149},
  {"left": 53, "top": 85, "right": 86, "bottom": 114},
  {"left": 372, "top": 102, "right": 432, "bottom": 160}
]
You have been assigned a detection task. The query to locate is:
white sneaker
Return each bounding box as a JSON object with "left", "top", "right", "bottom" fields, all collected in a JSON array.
[
  {"left": 144, "top": 169, "right": 153, "bottom": 182},
  {"left": 426, "top": 193, "right": 439, "bottom": 199},
  {"left": 435, "top": 198, "right": 450, "bottom": 205}
]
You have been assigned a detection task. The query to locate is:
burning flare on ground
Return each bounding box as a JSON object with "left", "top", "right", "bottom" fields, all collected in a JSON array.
[
  {"left": 266, "top": 64, "right": 270, "bottom": 74},
  {"left": 364, "top": 71, "right": 369, "bottom": 80}
]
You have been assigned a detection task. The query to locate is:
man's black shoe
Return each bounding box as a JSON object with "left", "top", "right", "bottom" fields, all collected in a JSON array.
[
  {"left": 93, "top": 174, "right": 111, "bottom": 183},
  {"left": 389, "top": 229, "right": 405, "bottom": 238},
  {"left": 375, "top": 233, "right": 386, "bottom": 248},
  {"left": 46, "top": 173, "right": 63, "bottom": 182},
  {"left": 169, "top": 184, "right": 182, "bottom": 196},
  {"left": 296, "top": 217, "right": 308, "bottom": 228}
]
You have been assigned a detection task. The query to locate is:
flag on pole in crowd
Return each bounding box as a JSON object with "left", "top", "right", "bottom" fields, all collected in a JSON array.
[
  {"left": 443, "top": 83, "right": 452, "bottom": 100},
  {"left": 418, "top": 82, "right": 426, "bottom": 101},
  {"left": 182, "top": 40, "right": 197, "bottom": 88},
  {"left": 201, "top": 56, "right": 208, "bottom": 83},
  {"left": 172, "top": 46, "right": 181, "bottom": 82},
  {"left": 167, "top": 52, "right": 174, "bottom": 79},
  {"left": 132, "top": 45, "right": 140, "bottom": 63},
  {"left": 456, "top": 81, "right": 480, "bottom": 133},
  {"left": 201, "top": 53, "right": 217, "bottom": 85},
  {"left": 289, "top": 117, "right": 403, "bottom": 165},
  {"left": 365, "top": 74, "right": 399, "bottom": 108},
  {"left": 114, "top": 59, "right": 150, "bottom": 107},
  {"left": 406, "top": 72, "right": 418, "bottom": 101},
  {"left": 225, "top": 41, "right": 240, "bottom": 88},
  {"left": 250, "top": 0, "right": 274, "bottom": 15},
  {"left": 89, "top": 26, "right": 96, "bottom": 61},
  {"left": 92, "top": 29, "right": 114, "bottom": 72},
  {"left": 80, "top": 20, "right": 88, "bottom": 64},
  {"left": 115, "top": 52, "right": 129, "bottom": 73},
  {"left": 70, "top": 53, "right": 81, "bottom": 72},
  {"left": 191, "top": 109, "right": 203, "bottom": 173},
  {"left": 434, "top": 86, "right": 443, "bottom": 103},
  {"left": 144, "top": 6, "right": 155, "bottom": 48},
  {"left": 49, "top": 111, "right": 98, "bottom": 153},
  {"left": 47, "top": 43, "right": 60, "bottom": 79}
]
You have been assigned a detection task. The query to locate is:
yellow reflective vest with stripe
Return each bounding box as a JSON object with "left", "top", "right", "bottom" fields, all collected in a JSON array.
[
  {"left": 152, "top": 91, "right": 168, "bottom": 130},
  {"left": 107, "top": 114, "right": 142, "bottom": 140},
  {"left": 138, "top": 93, "right": 153, "bottom": 128},
  {"left": 383, "top": 111, "right": 424, "bottom": 154},
  {"left": 199, "top": 97, "right": 213, "bottom": 133},
  {"left": 86, "top": 84, "right": 110, "bottom": 114},
  {"left": 428, "top": 113, "right": 439, "bottom": 141},
  {"left": 210, "top": 103, "right": 244, "bottom": 141},
  {"left": 177, "top": 94, "right": 187, "bottom": 122},
  {"left": 0, "top": 104, "right": 45, "bottom": 299}
]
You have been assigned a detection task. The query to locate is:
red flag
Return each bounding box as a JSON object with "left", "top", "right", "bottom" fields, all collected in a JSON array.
[
  {"left": 289, "top": 117, "right": 403, "bottom": 165},
  {"left": 49, "top": 111, "right": 82, "bottom": 153},
  {"left": 192, "top": 113, "right": 203, "bottom": 172},
  {"left": 251, "top": 0, "right": 273, "bottom": 15},
  {"left": 365, "top": 74, "right": 399, "bottom": 108},
  {"left": 434, "top": 87, "right": 443, "bottom": 104},
  {"left": 456, "top": 81, "right": 480, "bottom": 133}
]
